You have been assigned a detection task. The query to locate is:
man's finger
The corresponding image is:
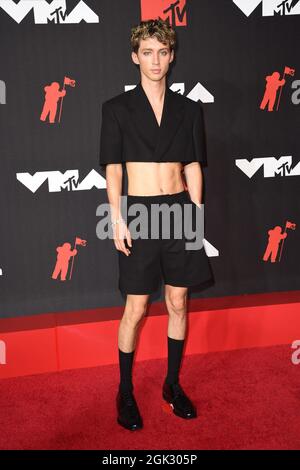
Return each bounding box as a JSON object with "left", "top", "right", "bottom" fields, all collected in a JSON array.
[
  {"left": 119, "top": 239, "right": 130, "bottom": 256},
  {"left": 126, "top": 230, "right": 132, "bottom": 247}
]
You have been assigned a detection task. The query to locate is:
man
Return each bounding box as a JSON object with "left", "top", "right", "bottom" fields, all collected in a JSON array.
[{"left": 99, "top": 19, "right": 213, "bottom": 431}]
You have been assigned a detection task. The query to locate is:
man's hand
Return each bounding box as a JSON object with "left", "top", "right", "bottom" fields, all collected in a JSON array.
[{"left": 112, "top": 219, "right": 132, "bottom": 256}]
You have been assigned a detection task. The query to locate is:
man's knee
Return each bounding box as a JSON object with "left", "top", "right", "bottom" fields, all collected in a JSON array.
[
  {"left": 165, "top": 291, "right": 187, "bottom": 316},
  {"left": 123, "top": 295, "right": 149, "bottom": 325}
]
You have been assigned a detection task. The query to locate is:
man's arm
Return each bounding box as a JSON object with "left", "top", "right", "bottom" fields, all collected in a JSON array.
[
  {"left": 181, "top": 103, "right": 206, "bottom": 207},
  {"left": 105, "top": 165, "right": 132, "bottom": 258},
  {"left": 99, "top": 102, "right": 123, "bottom": 169},
  {"left": 99, "top": 102, "right": 131, "bottom": 255},
  {"left": 105, "top": 163, "right": 123, "bottom": 223},
  {"left": 183, "top": 162, "right": 203, "bottom": 207}
]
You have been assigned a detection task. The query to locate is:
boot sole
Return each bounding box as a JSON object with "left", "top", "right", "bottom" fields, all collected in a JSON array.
[
  {"left": 117, "top": 417, "right": 143, "bottom": 431},
  {"left": 162, "top": 393, "right": 197, "bottom": 419}
]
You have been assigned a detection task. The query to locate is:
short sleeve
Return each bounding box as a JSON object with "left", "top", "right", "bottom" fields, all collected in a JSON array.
[
  {"left": 99, "top": 101, "right": 123, "bottom": 172},
  {"left": 192, "top": 103, "right": 207, "bottom": 165}
]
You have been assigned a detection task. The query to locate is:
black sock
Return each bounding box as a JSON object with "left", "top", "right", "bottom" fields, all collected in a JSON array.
[
  {"left": 118, "top": 348, "right": 135, "bottom": 393},
  {"left": 165, "top": 336, "right": 185, "bottom": 385}
]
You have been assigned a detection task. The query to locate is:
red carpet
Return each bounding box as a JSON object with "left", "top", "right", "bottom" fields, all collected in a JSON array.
[{"left": 0, "top": 344, "right": 300, "bottom": 450}]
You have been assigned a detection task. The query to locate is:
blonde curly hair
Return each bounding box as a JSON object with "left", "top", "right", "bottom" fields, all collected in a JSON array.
[{"left": 131, "top": 19, "right": 176, "bottom": 54}]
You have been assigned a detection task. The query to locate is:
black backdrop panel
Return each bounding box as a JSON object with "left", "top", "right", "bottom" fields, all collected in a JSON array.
[{"left": 0, "top": 0, "right": 299, "bottom": 319}]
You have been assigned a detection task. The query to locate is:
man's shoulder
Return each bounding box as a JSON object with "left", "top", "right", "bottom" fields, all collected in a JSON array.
[
  {"left": 170, "top": 88, "right": 203, "bottom": 115},
  {"left": 102, "top": 88, "right": 132, "bottom": 110}
]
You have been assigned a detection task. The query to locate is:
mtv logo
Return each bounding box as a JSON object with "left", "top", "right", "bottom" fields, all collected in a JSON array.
[
  {"left": 0, "top": 0, "right": 99, "bottom": 24},
  {"left": 16, "top": 169, "right": 106, "bottom": 193},
  {"left": 235, "top": 156, "right": 300, "bottom": 178},
  {"left": 140, "top": 0, "right": 186, "bottom": 26},
  {"left": 233, "top": 0, "right": 300, "bottom": 16},
  {"left": 125, "top": 82, "right": 214, "bottom": 103}
]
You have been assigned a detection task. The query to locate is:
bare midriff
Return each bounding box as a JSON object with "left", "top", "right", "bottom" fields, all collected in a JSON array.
[{"left": 126, "top": 161, "right": 185, "bottom": 196}]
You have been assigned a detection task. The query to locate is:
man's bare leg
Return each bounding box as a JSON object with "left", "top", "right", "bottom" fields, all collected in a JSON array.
[
  {"left": 164, "top": 285, "right": 188, "bottom": 385},
  {"left": 116, "top": 294, "right": 149, "bottom": 430},
  {"left": 117, "top": 294, "right": 149, "bottom": 393},
  {"left": 118, "top": 293, "right": 150, "bottom": 351},
  {"left": 165, "top": 285, "right": 188, "bottom": 340},
  {"left": 162, "top": 284, "right": 196, "bottom": 419}
]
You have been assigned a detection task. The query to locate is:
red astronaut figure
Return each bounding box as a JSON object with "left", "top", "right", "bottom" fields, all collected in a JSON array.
[
  {"left": 263, "top": 226, "right": 287, "bottom": 263},
  {"left": 260, "top": 72, "right": 285, "bottom": 112},
  {"left": 52, "top": 242, "right": 77, "bottom": 281},
  {"left": 40, "top": 81, "right": 66, "bottom": 123}
]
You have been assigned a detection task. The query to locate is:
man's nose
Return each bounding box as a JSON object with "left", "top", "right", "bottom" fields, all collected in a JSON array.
[{"left": 152, "top": 54, "right": 160, "bottom": 64}]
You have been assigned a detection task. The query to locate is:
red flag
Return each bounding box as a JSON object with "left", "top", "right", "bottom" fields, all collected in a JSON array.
[
  {"left": 64, "top": 76, "right": 76, "bottom": 87},
  {"left": 284, "top": 66, "right": 295, "bottom": 76},
  {"left": 75, "top": 237, "right": 87, "bottom": 246},
  {"left": 286, "top": 221, "right": 296, "bottom": 230}
]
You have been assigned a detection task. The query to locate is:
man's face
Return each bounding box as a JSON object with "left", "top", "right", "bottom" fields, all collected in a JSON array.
[{"left": 131, "top": 36, "right": 174, "bottom": 82}]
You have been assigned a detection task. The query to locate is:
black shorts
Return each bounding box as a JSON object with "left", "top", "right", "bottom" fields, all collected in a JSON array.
[{"left": 118, "top": 189, "right": 213, "bottom": 295}]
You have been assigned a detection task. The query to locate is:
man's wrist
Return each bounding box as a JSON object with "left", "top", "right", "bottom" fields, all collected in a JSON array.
[{"left": 111, "top": 217, "right": 125, "bottom": 227}]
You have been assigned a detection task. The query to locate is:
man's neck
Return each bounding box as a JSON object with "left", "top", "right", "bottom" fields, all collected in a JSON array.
[{"left": 140, "top": 76, "right": 166, "bottom": 102}]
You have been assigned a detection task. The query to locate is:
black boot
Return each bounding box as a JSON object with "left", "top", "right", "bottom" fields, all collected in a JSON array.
[
  {"left": 116, "top": 388, "right": 143, "bottom": 431},
  {"left": 163, "top": 380, "right": 197, "bottom": 419}
]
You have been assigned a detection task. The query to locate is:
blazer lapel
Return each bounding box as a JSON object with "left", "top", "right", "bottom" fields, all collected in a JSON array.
[{"left": 129, "top": 81, "right": 185, "bottom": 160}]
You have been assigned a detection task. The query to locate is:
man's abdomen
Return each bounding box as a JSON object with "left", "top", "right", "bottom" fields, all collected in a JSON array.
[{"left": 126, "top": 161, "right": 184, "bottom": 196}]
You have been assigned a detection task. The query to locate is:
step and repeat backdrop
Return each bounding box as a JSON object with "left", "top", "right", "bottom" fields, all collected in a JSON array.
[{"left": 0, "top": 0, "right": 299, "bottom": 320}]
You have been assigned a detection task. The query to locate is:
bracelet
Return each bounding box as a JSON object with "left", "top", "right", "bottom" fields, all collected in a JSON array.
[{"left": 111, "top": 218, "right": 123, "bottom": 227}]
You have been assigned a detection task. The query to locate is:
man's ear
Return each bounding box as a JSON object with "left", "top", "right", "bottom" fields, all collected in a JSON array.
[
  {"left": 170, "top": 49, "right": 174, "bottom": 63},
  {"left": 131, "top": 51, "right": 139, "bottom": 65}
]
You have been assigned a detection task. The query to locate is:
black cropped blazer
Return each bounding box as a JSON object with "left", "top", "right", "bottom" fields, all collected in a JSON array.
[{"left": 99, "top": 81, "right": 207, "bottom": 173}]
